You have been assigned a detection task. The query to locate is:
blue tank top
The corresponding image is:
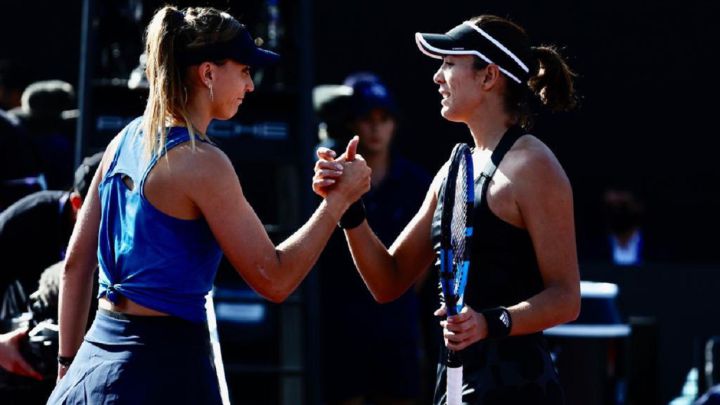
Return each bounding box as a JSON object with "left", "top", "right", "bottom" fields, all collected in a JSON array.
[{"left": 97, "top": 118, "right": 222, "bottom": 323}]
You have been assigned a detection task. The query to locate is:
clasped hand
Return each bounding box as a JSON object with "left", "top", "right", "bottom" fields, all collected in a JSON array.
[{"left": 312, "top": 136, "right": 371, "bottom": 203}]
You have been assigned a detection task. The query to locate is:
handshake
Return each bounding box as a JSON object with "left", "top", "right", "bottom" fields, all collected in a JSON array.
[{"left": 312, "top": 136, "right": 372, "bottom": 229}]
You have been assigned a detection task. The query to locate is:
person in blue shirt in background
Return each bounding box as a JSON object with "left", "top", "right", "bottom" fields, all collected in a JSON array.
[{"left": 315, "top": 72, "right": 432, "bottom": 405}]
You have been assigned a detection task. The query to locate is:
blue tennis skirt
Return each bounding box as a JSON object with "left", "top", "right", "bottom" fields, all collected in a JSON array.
[{"left": 47, "top": 309, "right": 222, "bottom": 405}]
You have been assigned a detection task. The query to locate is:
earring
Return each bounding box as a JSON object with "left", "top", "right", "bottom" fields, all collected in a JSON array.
[{"left": 208, "top": 83, "right": 214, "bottom": 102}]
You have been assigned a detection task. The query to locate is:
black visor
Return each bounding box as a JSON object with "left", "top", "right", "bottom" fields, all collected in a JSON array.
[
  {"left": 415, "top": 22, "right": 530, "bottom": 84},
  {"left": 178, "top": 28, "right": 279, "bottom": 68}
]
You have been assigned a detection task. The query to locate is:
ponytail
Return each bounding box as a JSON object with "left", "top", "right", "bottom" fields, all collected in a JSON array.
[
  {"left": 143, "top": 6, "right": 199, "bottom": 159},
  {"left": 529, "top": 45, "right": 577, "bottom": 112}
]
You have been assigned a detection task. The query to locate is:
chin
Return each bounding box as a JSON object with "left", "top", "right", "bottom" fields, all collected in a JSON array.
[
  {"left": 440, "top": 108, "right": 464, "bottom": 123},
  {"left": 220, "top": 109, "right": 239, "bottom": 120}
]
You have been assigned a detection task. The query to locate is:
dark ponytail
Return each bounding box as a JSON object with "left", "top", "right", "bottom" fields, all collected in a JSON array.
[
  {"left": 468, "top": 15, "right": 578, "bottom": 130},
  {"left": 529, "top": 45, "right": 577, "bottom": 112}
]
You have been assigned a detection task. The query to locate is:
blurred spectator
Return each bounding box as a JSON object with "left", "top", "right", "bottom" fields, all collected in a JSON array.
[
  {"left": 0, "top": 152, "right": 102, "bottom": 296},
  {"left": 603, "top": 188, "right": 645, "bottom": 266},
  {"left": 0, "top": 260, "right": 94, "bottom": 404},
  {"left": 0, "top": 109, "right": 43, "bottom": 210},
  {"left": 312, "top": 82, "right": 354, "bottom": 151},
  {"left": 9, "top": 80, "right": 78, "bottom": 190},
  {"left": 314, "top": 72, "right": 431, "bottom": 405},
  {"left": 0, "top": 60, "right": 34, "bottom": 111}
]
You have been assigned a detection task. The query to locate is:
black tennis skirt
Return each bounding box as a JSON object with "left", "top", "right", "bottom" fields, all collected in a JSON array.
[
  {"left": 47, "top": 308, "right": 222, "bottom": 405},
  {"left": 433, "top": 334, "right": 564, "bottom": 405}
]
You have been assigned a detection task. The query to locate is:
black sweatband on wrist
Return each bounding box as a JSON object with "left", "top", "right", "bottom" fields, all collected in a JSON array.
[
  {"left": 57, "top": 355, "right": 74, "bottom": 367},
  {"left": 339, "top": 199, "right": 366, "bottom": 229},
  {"left": 482, "top": 307, "right": 512, "bottom": 339}
]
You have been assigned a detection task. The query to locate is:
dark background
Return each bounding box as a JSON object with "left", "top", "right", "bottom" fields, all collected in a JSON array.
[
  {"left": 4, "top": 1, "right": 720, "bottom": 262},
  {"left": 2, "top": 0, "right": 720, "bottom": 403}
]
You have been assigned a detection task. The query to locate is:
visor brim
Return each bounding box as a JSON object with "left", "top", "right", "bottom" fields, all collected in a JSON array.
[
  {"left": 242, "top": 48, "right": 280, "bottom": 67},
  {"left": 415, "top": 32, "right": 466, "bottom": 59}
]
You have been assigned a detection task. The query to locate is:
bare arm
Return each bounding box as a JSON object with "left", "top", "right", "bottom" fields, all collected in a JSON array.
[
  {"left": 190, "top": 140, "right": 370, "bottom": 303},
  {"left": 505, "top": 146, "right": 580, "bottom": 333},
  {"left": 57, "top": 141, "right": 113, "bottom": 379},
  {"left": 314, "top": 151, "right": 446, "bottom": 303},
  {"left": 344, "top": 179, "right": 438, "bottom": 303}
]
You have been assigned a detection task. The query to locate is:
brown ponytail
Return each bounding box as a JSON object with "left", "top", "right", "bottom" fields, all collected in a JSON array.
[
  {"left": 529, "top": 45, "right": 577, "bottom": 112},
  {"left": 143, "top": 6, "right": 194, "bottom": 159}
]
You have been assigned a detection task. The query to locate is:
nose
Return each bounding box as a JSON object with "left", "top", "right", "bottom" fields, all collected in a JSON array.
[
  {"left": 433, "top": 66, "right": 445, "bottom": 85},
  {"left": 246, "top": 76, "right": 255, "bottom": 93}
]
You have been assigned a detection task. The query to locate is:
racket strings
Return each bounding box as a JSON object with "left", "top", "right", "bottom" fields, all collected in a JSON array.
[{"left": 449, "top": 157, "right": 469, "bottom": 296}]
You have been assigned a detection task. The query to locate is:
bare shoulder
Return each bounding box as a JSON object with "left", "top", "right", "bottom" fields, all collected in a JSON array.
[
  {"left": 430, "top": 161, "right": 450, "bottom": 198},
  {"left": 167, "top": 141, "right": 237, "bottom": 185},
  {"left": 505, "top": 135, "right": 571, "bottom": 196},
  {"left": 160, "top": 141, "right": 243, "bottom": 207}
]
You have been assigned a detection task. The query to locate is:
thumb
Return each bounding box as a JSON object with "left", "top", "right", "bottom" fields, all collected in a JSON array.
[
  {"left": 345, "top": 136, "right": 359, "bottom": 161},
  {"left": 434, "top": 304, "right": 447, "bottom": 317}
]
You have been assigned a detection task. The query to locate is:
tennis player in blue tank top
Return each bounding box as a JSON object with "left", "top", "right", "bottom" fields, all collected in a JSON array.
[
  {"left": 48, "top": 6, "right": 370, "bottom": 405},
  {"left": 314, "top": 15, "right": 581, "bottom": 405}
]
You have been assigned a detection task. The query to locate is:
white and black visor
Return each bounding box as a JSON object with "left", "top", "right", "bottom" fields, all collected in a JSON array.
[{"left": 415, "top": 21, "right": 530, "bottom": 84}]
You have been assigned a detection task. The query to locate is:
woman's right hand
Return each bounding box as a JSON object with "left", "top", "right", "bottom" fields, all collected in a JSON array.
[
  {"left": 312, "top": 146, "right": 342, "bottom": 199},
  {"left": 313, "top": 136, "right": 371, "bottom": 205}
]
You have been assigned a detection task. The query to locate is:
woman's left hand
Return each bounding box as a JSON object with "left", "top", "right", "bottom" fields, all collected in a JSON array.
[{"left": 439, "top": 305, "right": 488, "bottom": 351}]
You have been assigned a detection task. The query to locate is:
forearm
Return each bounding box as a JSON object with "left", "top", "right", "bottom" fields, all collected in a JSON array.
[
  {"left": 267, "top": 197, "right": 347, "bottom": 302},
  {"left": 506, "top": 283, "right": 580, "bottom": 336},
  {"left": 58, "top": 265, "right": 95, "bottom": 358},
  {"left": 344, "top": 224, "right": 405, "bottom": 303}
]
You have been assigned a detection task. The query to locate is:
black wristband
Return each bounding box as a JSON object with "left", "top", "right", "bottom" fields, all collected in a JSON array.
[
  {"left": 57, "top": 355, "right": 74, "bottom": 367},
  {"left": 481, "top": 307, "right": 512, "bottom": 339},
  {"left": 339, "top": 199, "right": 366, "bottom": 229}
]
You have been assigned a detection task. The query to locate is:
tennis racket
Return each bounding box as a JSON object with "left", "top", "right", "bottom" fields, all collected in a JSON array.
[{"left": 437, "top": 143, "right": 474, "bottom": 405}]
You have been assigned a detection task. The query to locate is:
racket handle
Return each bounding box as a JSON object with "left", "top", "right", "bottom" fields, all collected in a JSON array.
[{"left": 446, "top": 364, "right": 464, "bottom": 405}]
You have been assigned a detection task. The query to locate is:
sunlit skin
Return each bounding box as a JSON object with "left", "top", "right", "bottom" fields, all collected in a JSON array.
[
  {"left": 434, "top": 55, "right": 485, "bottom": 122},
  {"left": 177, "top": 60, "right": 255, "bottom": 133},
  {"left": 206, "top": 61, "right": 255, "bottom": 120}
]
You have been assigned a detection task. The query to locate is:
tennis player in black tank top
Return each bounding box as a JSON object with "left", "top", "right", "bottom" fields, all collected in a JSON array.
[{"left": 313, "top": 15, "right": 580, "bottom": 405}]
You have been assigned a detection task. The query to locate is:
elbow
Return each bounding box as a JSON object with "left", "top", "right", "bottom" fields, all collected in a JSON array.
[
  {"left": 256, "top": 282, "right": 293, "bottom": 304},
  {"left": 373, "top": 293, "right": 394, "bottom": 304},
  {"left": 370, "top": 286, "right": 403, "bottom": 304},
  {"left": 61, "top": 258, "right": 95, "bottom": 281},
  {"left": 564, "top": 288, "right": 581, "bottom": 323},
  {"left": 264, "top": 291, "right": 289, "bottom": 304},
  {"left": 241, "top": 260, "right": 294, "bottom": 304}
]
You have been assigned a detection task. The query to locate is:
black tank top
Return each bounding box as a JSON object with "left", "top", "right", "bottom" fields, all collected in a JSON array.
[
  {"left": 431, "top": 126, "right": 543, "bottom": 313},
  {"left": 465, "top": 127, "right": 544, "bottom": 311},
  {"left": 431, "top": 128, "right": 562, "bottom": 403}
]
